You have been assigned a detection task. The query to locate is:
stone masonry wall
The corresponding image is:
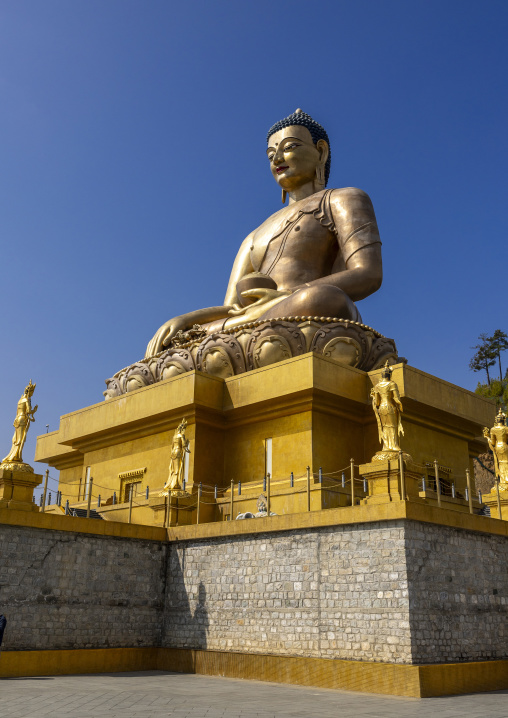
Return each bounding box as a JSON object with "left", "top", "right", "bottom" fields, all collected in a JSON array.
[
  {"left": 163, "top": 520, "right": 508, "bottom": 665},
  {"left": 0, "top": 524, "right": 167, "bottom": 651},
  {"left": 2, "top": 518, "right": 507, "bottom": 665},
  {"left": 163, "top": 522, "right": 413, "bottom": 664},
  {"left": 406, "top": 522, "right": 508, "bottom": 663}
]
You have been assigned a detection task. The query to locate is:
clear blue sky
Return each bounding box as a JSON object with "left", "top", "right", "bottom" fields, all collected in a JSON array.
[{"left": 1, "top": 1, "right": 507, "bottom": 490}]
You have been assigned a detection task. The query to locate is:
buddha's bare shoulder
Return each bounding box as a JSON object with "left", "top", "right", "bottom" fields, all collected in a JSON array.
[
  {"left": 328, "top": 188, "right": 378, "bottom": 232},
  {"left": 328, "top": 187, "right": 374, "bottom": 209}
]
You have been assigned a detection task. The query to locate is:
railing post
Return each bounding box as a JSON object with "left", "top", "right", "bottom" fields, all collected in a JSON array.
[
  {"left": 306, "top": 466, "right": 311, "bottom": 511},
  {"left": 230, "top": 479, "right": 234, "bottom": 520},
  {"left": 290, "top": 472, "right": 294, "bottom": 488},
  {"left": 128, "top": 485, "right": 133, "bottom": 524},
  {"left": 496, "top": 480, "right": 503, "bottom": 520},
  {"left": 399, "top": 450, "right": 406, "bottom": 500},
  {"left": 197, "top": 483, "right": 201, "bottom": 524},
  {"left": 41, "top": 469, "right": 49, "bottom": 513},
  {"left": 266, "top": 473, "right": 271, "bottom": 517},
  {"left": 434, "top": 459, "right": 441, "bottom": 508},
  {"left": 65, "top": 500, "right": 69, "bottom": 515},
  {"left": 350, "top": 459, "right": 355, "bottom": 506},
  {"left": 465, "top": 469, "right": 473, "bottom": 514},
  {"left": 86, "top": 477, "right": 93, "bottom": 518},
  {"left": 97, "top": 495, "right": 101, "bottom": 508}
]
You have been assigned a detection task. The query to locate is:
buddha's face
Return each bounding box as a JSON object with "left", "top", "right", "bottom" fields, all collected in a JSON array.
[{"left": 267, "top": 125, "right": 327, "bottom": 191}]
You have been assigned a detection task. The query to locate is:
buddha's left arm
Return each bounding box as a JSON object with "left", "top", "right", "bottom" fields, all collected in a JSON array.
[{"left": 310, "top": 188, "right": 383, "bottom": 302}]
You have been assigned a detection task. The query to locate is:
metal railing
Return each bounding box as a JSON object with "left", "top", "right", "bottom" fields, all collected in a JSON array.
[{"left": 35, "top": 456, "right": 503, "bottom": 525}]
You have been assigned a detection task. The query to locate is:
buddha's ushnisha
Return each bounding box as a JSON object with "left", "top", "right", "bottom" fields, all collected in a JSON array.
[{"left": 146, "top": 110, "right": 382, "bottom": 358}]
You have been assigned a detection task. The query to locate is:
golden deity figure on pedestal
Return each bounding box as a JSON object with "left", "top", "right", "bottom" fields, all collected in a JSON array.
[
  {"left": 483, "top": 409, "right": 508, "bottom": 487},
  {"left": 371, "top": 362, "right": 406, "bottom": 461},
  {"left": 161, "top": 419, "right": 190, "bottom": 497},
  {"left": 2, "top": 380, "right": 38, "bottom": 472}
]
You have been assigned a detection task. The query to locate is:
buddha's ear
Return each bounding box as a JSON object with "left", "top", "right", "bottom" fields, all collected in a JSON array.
[{"left": 316, "top": 139, "right": 329, "bottom": 166}]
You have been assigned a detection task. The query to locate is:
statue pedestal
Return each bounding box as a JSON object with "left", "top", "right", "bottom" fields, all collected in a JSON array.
[
  {"left": 35, "top": 354, "right": 495, "bottom": 526},
  {"left": 149, "top": 491, "right": 205, "bottom": 528},
  {"left": 482, "top": 486, "right": 508, "bottom": 520},
  {"left": 0, "top": 465, "right": 41, "bottom": 512},
  {"left": 359, "top": 457, "right": 421, "bottom": 504}
]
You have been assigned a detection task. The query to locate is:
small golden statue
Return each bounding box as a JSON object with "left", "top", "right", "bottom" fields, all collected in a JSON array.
[
  {"left": 483, "top": 409, "right": 508, "bottom": 487},
  {"left": 371, "top": 362, "right": 405, "bottom": 461},
  {"left": 2, "top": 380, "right": 38, "bottom": 471},
  {"left": 161, "top": 418, "right": 190, "bottom": 496}
]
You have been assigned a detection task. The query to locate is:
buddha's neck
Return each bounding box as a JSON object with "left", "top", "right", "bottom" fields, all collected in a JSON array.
[{"left": 288, "top": 180, "right": 324, "bottom": 204}]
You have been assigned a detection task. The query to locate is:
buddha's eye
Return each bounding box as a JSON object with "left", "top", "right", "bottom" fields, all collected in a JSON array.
[
  {"left": 267, "top": 154, "right": 274, "bottom": 162},
  {"left": 284, "top": 143, "right": 299, "bottom": 151}
]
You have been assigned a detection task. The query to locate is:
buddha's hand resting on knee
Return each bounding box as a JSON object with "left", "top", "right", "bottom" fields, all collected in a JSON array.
[
  {"left": 228, "top": 288, "right": 291, "bottom": 317},
  {"left": 145, "top": 316, "right": 188, "bottom": 357}
]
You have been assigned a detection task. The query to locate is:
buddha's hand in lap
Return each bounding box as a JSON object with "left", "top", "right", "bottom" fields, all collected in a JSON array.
[
  {"left": 145, "top": 317, "right": 188, "bottom": 357},
  {"left": 228, "top": 288, "right": 291, "bottom": 317}
]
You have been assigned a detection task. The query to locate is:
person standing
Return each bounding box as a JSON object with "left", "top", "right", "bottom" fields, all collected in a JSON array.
[{"left": 0, "top": 614, "right": 7, "bottom": 652}]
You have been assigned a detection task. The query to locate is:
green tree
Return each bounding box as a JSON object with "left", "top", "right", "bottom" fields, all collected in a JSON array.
[
  {"left": 475, "top": 375, "right": 508, "bottom": 407},
  {"left": 489, "top": 329, "right": 508, "bottom": 381},
  {"left": 469, "top": 333, "right": 495, "bottom": 385}
]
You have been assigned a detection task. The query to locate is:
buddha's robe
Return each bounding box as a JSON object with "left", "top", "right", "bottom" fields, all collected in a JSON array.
[{"left": 244, "top": 187, "right": 382, "bottom": 323}]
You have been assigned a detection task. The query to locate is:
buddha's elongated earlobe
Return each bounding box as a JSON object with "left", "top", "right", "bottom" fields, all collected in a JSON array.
[
  {"left": 282, "top": 189, "right": 287, "bottom": 204},
  {"left": 315, "top": 164, "right": 325, "bottom": 187}
]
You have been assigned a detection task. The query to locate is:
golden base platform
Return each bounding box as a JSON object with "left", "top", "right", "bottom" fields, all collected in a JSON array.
[{"left": 35, "top": 352, "right": 494, "bottom": 526}]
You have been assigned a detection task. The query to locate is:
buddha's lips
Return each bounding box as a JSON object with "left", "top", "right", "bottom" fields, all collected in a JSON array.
[{"left": 276, "top": 166, "right": 289, "bottom": 174}]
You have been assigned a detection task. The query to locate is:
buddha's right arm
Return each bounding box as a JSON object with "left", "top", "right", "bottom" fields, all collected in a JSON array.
[
  {"left": 223, "top": 232, "right": 255, "bottom": 306},
  {"left": 145, "top": 233, "right": 255, "bottom": 358}
]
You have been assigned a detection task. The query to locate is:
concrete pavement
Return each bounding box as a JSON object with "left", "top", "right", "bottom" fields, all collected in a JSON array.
[{"left": 0, "top": 671, "right": 507, "bottom": 718}]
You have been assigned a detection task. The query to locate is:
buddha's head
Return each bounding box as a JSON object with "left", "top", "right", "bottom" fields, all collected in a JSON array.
[{"left": 267, "top": 109, "right": 330, "bottom": 196}]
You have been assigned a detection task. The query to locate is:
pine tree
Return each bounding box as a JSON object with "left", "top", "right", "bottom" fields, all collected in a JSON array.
[
  {"left": 489, "top": 329, "right": 508, "bottom": 382},
  {"left": 471, "top": 330, "right": 508, "bottom": 409},
  {"left": 469, "top": 333, "right": 495, "bottom": 385}
]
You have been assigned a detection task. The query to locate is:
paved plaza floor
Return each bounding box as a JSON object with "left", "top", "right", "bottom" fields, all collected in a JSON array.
[{"left": 0, "top": 671, "right": 507, "bottom": 718}]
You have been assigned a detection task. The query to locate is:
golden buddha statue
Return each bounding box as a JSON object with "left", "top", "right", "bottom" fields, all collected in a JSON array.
[
  {"left": 483, "top": 409, "right": 508, "bottom": 486},
  {"left": 2, "top": 380, "right": 38, "bottom": 469},
  {"left": 371, "top": 362, "right": 405, "bottom": 460},
  {"left": 145, "top": 109, "right": 382, "bottom": 358}
]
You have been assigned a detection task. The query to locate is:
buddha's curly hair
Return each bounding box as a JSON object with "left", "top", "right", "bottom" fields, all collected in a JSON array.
[{"left": 267, "top": 109, "right": 331, "bottom": 185}]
